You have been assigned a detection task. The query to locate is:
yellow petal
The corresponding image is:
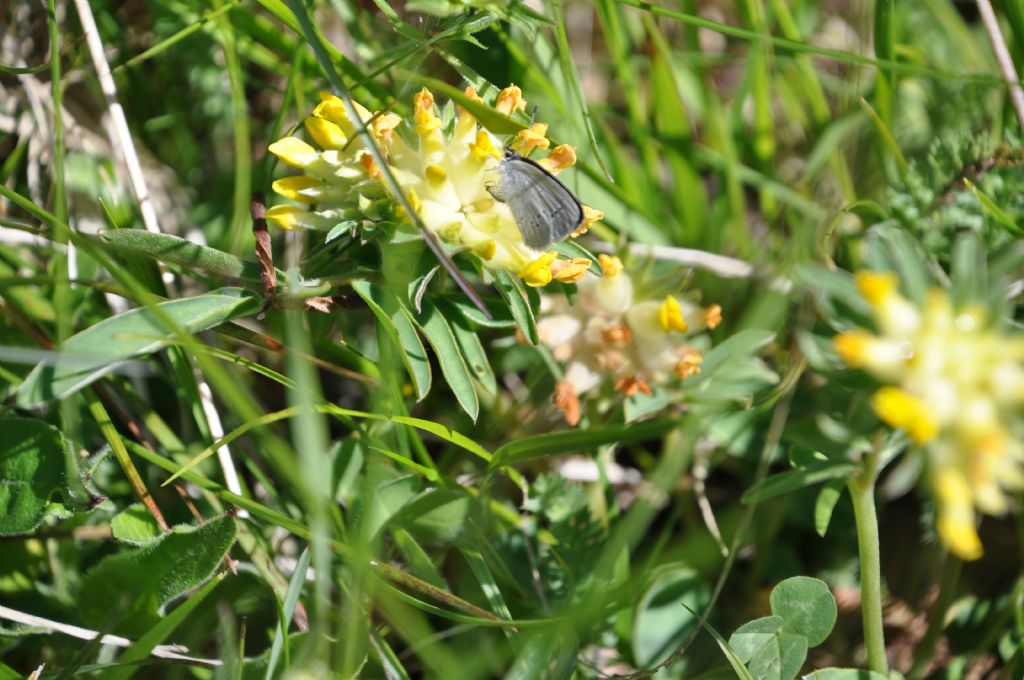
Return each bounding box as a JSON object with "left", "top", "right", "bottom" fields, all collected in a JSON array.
[
  {"left": 496, "top": 84, "right": 526, "bottom": 115},
  {"left": 703, "top": 304, "right": 723, "bottom": 330},
  {"left": 833, "top": 329, "right": 871, "bottom": 367},
  {"left": 425, "top": 164, "right": 447, "bottom": 184},
  {"left": 597, "top": 254, "right": 623, "bottom": 277},
  {"left": 268, "top": 137, "right": 318, "bottom": 169},
  {"left": 519, "top": 251, "right": 558, "bottom": 287},
  {"left": 265, "top": 204, "right": 310, "bottom": 230},
  {"left": 469, "top": 130, "right": 501, "bottom": 161},
  {"left": 305, "top": 116, "right": 347, "bottom": 150},
  {"left": 413, "top": 87, "right": 435, "bottom": 114},
  {"left": 272, "top": 176, "right": 324, "bottom": 205},
  {"left": 551, "top": 257, "right": 591, "bottom": 283},
  {"left": 658, "top": 296, "right": 688, "bottom": 333},
  {"left": 675, "top": 351, "right": 703, "bottom": 378},
  {"left": 937, "top": 514, "right": 983, "bottom": 560},
  {"left": 870, "top": 386, "right": 938, "bottom": 443},
  {"left": 539, "top": 144, "right": 577, "bottom": 173},
  {"left": 515, "top": 123, "right": 550, "bottom": 156},
  {"left": 856, "top": 270, "right": 900, "bottom": 305}
]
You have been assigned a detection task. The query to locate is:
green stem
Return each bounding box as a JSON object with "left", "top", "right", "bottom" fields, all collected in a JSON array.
[{"left": 848, "top": 444, "right": 889, "bottom": 676}]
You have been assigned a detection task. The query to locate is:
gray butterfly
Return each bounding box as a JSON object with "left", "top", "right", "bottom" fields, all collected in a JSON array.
[{"left": 487, "top": 148, "right": 584, "bottom": 249}]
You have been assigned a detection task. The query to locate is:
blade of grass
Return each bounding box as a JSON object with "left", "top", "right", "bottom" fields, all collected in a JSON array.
[{"left": 551, "top": 0, "right": 611, "bottom": 180}]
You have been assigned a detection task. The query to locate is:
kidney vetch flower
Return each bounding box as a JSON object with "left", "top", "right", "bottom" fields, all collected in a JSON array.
[
  {"left": 833, "top": 271, "right": 1024, "bottom": 560},
  {"left": 266, "top": 85, "right": 603, "bottom": 288},
  {"left": 538, "top": 255, "right": 722, "bottom": 426}
]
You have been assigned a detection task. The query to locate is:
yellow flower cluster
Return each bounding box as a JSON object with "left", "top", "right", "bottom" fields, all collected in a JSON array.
[
  {"left": 834, "top": 271, "right": 1024, "bottom": 560},
  {"left": 266, "top": 85, "right": 602, "bottom": 286},
  {"left": 538, "top": 255, "right": 722, "bottom": 426}
]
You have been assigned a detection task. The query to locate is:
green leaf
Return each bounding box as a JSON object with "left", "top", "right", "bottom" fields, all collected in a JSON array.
[
  {"left": 741, "top": 460, "right": 857, "bottom": 504},
  {"left": 111, "top": 504, "right": 163, "bottom": 545},
  {"left": 624, "top": 389, "right": 671, "bottom": 423},
  {"left": 729, "top": 616, "right": 783, "bottom": 663},
  {"left": 963, "top": 178, "right": 1023, "bottom": 235},
  {"left": 397, "top": 488, "right": 472, "bottom": 545},
  {"left": 632, "top": 567, "right": 709, "bottom": 666},
  {"left": 769, "top": 576, "right": 837, "bottom": 647},
  {"left": 950, "top": 231, "right": 986, "bottom": 307},
  {"left": 493, "top": 271, "right": 538, "bottom": 345},
  {"left": 0, "top": 417, "right": 79, "bottom": 535},
  {"left": 730, "top": 616, "right": 809, "bottom": 680},
  {"left": 442, "top": 301, "right": 497, "bottom": 397},
  {"left": 265, "top": 546, "right": 310, "bottom": 680},
  {"left": 410, "top": 300, "right": 480, "bottom": 420},
  {"left": 350, "top": 280, "right": 432, "bottom": 400},
  {"left": 97, "top": 229, "right": 264, "bottom": 281},
  {"left": 17, "top": 288, "right": 260, "bottom": 407},
  {"left": 746, "top": 632, "right": 807, "bottom": 680},
  {"left": 696, "top": 329, "right": 775, "bottom": 380},
  {"left": 814, "top": 479, "right": 845, "bottom": 537},
  {"left": 78, "top": 515, "right": 236, "bottom": 633},
  {"left": 489, "top": 419, "right": 675, "bottom": 470},
  {"left": 105, "top": 571, "right": 224, "bottom": 680}
]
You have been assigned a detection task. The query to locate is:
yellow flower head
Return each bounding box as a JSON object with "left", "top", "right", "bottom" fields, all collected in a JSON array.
[
  {"left": 267, "top": 84, "right": 597, "bottom": 287},
  {"left": 836, "top": 270, "right": 1024, "bottom": 560}
]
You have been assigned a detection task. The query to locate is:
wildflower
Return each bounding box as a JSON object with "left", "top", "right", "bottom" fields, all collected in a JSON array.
[
  {"left": 267, "top": 85, "right": 603, "bottom": 287},
  {"left": 833, "top": 271, "right": 1024, "bottom": 560},
  {"left": 537, "top": 257, "right": 722, "bottom": 425}
]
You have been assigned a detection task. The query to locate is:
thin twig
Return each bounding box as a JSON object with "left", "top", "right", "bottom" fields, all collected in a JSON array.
[
  {"left": 73, "top": 0, "right": 247, "bottom": 514},
  {"left": 0, "top": 605, "right": 222, "bottom": 667},
  {"left": 976, "top": 0, "right": 1024, "bottom": 130}
]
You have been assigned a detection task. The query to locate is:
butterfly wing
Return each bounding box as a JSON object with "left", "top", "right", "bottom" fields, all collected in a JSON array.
[{"left": 494, "top": 155, "right": 584, "bottom": 249}]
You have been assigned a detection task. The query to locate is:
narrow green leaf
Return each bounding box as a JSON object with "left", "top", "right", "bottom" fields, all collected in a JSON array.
[
  {"left": 493, "top": 271, "right": 538, "bottom": 345},
  {"left": 351, "top": 280, "right": 432, "bottom": 400},
  {"left": 265, "top": 547, "right": 310, "bottom": 680},
  {"left": 96, "top": 229, "right": 262, "bottom": 280},
  {"left": 410, "top": 300, "right": 479, "bottom": 420},
  {"left": 693, "top": 610, "right": 756, "bottom": 680},
  {"left": 460, "top": 547, "right": 514, "bottom": 625},
  {"left": 79, "top": 515, "right": 237, "bottom": 633},
  {"left": 490, "top": 419, "right": 674, "bottom": 470},
  {"left": 741, "top": 460, "right": 857, "bottom": 504},
  {"left": 17, "top": 288, "right": 260, "bottom": 407},
  {"left": 950, "top": 231, "right": 986, "bottom": 307},
  {"left": 441, "top": 301, "right": 496, "bottom": 397},
  {"left": 964, "top": 178, "right": 1023, "bottom": 235}
]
